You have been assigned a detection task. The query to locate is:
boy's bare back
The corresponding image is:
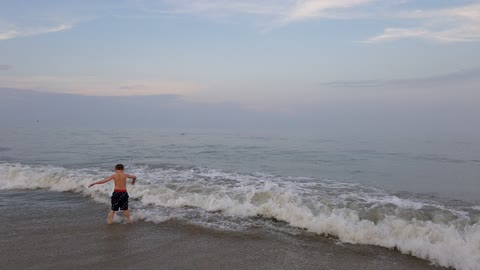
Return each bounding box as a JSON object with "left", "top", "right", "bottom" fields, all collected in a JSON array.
[{"left": 112, "top": 171, "right": 136, "bottom": 190}]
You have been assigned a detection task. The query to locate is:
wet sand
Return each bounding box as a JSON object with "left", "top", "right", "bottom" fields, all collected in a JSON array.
[{"left": 1, "top": 190, "right": 447, "bottom": 270}]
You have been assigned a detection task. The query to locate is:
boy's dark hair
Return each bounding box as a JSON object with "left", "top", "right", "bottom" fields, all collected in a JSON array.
[{"left": 115, "top": 164, "right": 124, "bottom": 170}]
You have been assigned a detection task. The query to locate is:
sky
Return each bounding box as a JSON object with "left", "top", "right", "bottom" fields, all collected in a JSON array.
[{"left": 0, "top": 0, "right": 479, "bottom": 135}]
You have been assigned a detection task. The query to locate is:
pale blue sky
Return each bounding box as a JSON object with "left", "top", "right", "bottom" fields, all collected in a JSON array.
[{"left": 0, "top": 0, "right": 479, "bottom": 110}]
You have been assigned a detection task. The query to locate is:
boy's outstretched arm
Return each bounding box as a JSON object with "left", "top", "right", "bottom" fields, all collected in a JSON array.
[
  {"left": 88, "top": 175, "right": 114, "bottom": 188},
  {"left": 126, "top": 174, "right": 137, "bottom": 185}
]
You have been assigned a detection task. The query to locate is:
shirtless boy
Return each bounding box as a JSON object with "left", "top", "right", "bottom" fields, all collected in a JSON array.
[{"left": 88, "top": 164, "right": 137, "bottom": 224}]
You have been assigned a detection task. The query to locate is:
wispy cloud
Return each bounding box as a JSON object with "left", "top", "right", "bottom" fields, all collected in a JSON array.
[
  {"left": 365, "top": 3, "right": 480, "bottom": 43},
  {"left": 0, "top": 64, "right": 12, "bottom": 70},
  {"left": 0, "top": 75, "right": 201, "bottom": 97},
  {"left": 322, "top": 79, "right": 385, "bottom": 88},
  {"left": 321, "top": 67, "right": 480, "bottom": 89},
  {"left": 135, "top": 0, "right": 375, "bottom": 22},
  {"left": 284, "top": 0, "right": 374, "bottom": 22},
  {"left": 2, "top": 1, "right": 479, "bottom": 44},
  {"left": 365, "top": 27, "right": 427, "bottom": 43},
  {"left": 0, "top": 24, "right": 72, "bottom": 41},
  {"left": 143, "top": 1, "right": 480, "bottom": 43}
]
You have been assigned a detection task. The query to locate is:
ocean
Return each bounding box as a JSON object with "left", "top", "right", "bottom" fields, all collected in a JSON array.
[{"left": 1, "top": 127, "right": 479, "bottom": 269}]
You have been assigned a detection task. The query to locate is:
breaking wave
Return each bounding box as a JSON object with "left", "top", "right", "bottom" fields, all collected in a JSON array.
[{"left": 0, "top": 162, "right": 479, "bottom": 270}]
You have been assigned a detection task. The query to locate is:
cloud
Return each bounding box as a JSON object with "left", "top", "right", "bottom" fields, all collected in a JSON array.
[
  {"left": 284, "top": 0, "right": 374, "bottom": 22},
  {"left": 0, "top": 88, "right": 277, "bottom": 129},
  {"left": 313, "top": 67, "right": 480, "bottom": 106},
  {"left": 155, "top": 1, "right": 480, "bottom": 43},
  {"left": 6, "top": 0, "right": 478, "bottom": 44},
  {"left": 0, "top": 76, "right": 201, "bottom": 97},
  {"left": 0, "top": 24, "right": 72, "bottom": 41},
  {"left": 322, "top": 79, "right": 385, "bottom": 88},
  {"left": 0, "top": 64, "right": 12, "bottom": 70},
  {"left": 322, "top": 67, "right": 480, "bottom": 87},
  {"left": 1, "top": 87, "right": 479, "bottom": 137},
  {"left": 135, "top": 1, "right": 480, "bottom": 43},
  {"left": 365, "top": 3, "right": 480, "bottom": 43},
  {"left": 135, "top": 0, "right": 375, "bottom": 23},
  {"left": 364, "top": 27, "right": 428, "bottom": 43}
]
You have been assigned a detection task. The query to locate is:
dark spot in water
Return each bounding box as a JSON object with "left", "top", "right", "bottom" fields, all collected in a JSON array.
[
  {"left": 199, "top": 151, "right": 218, "bottom": 154},
  {"left": 0, "top": 147, "right": 11, "bottom": 152}
]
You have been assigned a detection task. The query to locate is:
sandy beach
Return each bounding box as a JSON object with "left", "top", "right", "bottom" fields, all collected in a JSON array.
[{"left": 1, "top": 190, "right": 446, "bottom": 270}]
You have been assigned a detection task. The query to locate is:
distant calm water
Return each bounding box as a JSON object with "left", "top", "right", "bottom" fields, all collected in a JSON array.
[{"left": 1, "top": 127, "right": 479, "bottom": 269}]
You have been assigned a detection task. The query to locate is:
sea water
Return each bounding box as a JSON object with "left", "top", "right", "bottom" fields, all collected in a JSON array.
[{"left": 0, "top": 127, "right": 479, "bottom": 269}]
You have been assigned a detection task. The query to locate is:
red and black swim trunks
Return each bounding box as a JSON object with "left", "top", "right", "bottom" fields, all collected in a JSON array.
[{"left": 111, "top": 189, "right": 129, "bottom": 211}]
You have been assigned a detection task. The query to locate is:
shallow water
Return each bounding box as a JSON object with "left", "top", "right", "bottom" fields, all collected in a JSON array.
[
  {"left": 0, "top": 127, "right": 479, "bottom": 269},
  {"left": 1, "top": 190, "right": 446, "bottom": 270}
]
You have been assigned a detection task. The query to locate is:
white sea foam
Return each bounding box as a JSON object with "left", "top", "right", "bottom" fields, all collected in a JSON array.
[
  {"left": 132, "top": 209, "right": 173, "bottom": 224},
  {"left": 0, "top": 162, "right": 479, "bottom": 270},
  {"left": 363, "top": 195, "right": 425, "bottom": 209}
]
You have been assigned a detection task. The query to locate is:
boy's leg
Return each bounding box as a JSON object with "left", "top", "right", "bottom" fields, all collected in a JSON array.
[
  {"left": 108, "top": 210, "right": 115, "bottom": 224},
  {"left": 124, "top": 210, "right": 132, "bottom": 224}
]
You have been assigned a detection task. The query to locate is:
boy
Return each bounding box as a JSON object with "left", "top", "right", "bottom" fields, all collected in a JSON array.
[{"left": 88, "top": 164, "right": 137, "bottom": 224}]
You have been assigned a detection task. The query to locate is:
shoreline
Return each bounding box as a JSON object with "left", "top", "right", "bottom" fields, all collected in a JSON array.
[{"left": 1, "top": 190, "right": 447, "bottom": 270}]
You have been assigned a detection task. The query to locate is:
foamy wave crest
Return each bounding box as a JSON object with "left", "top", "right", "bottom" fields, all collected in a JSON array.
[
  {"left": 0, "top": 163, "right": 114, "bottom": 204},
  {"left": 1, "top": 162, "right": 479, "bottom": 269},
  {"left": 0, "top": 163, "right": 93, "bottom": 191}
]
